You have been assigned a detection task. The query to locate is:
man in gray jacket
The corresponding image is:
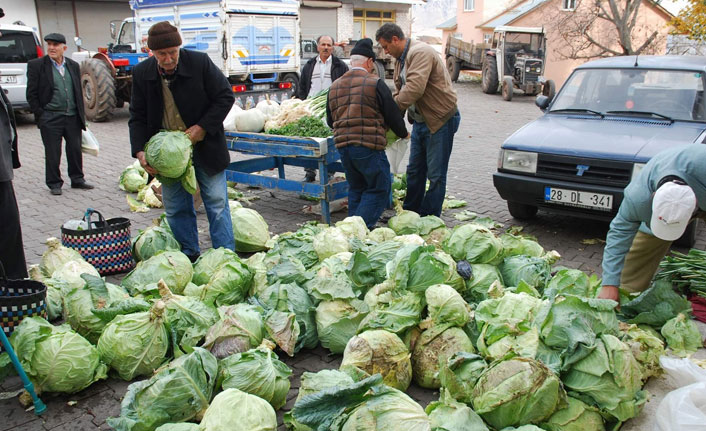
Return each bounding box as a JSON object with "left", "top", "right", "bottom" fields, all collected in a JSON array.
[{"left": 598, "top": 144, "right": 706, "bottom": 302}]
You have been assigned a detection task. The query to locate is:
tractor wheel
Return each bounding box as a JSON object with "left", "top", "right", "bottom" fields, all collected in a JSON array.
[
  {"left": 374, "top": 60, "right": 386, "bottom": 79},
  {"left": 446, "top": 56, "right": 460, "bottom": 82},
  {"left": 481, "top": 57, "right": 498, "bottom": 94},
  {"left": 502, "top": 76, "right": 514, "bottom": 101},
  {"left": 542, "top": 79, "right": 556, "bottom": 101},
  {"left": 507, "top": 201, "right": 538, "bottom": 220},
  {"left": 282, "top": 73, "right": 300, "bottom": 98},
  {"left": 80, "top": 58, "right": 116, "bottom": 122}
]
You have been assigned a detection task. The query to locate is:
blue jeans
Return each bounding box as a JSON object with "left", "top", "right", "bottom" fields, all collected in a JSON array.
[
  {"left": 161, "top": 166, "right": 234, "bottom": 256},
  {"left": 339, "top": 145, "right": 391, "bottom": 229},
  {"left": 403, "top": 111, "right": 460, "bottom": 217}
]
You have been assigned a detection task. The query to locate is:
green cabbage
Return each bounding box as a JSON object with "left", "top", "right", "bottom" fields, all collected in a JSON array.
[
  {"left": 9, "top": 316, "right": 108, "bottom": 393},
  {"left": 119, "top": 166, "right": 148, "bottom": 192},
  {"left": 63, "top": 274, "right": 129, "bottom": 343},
  {"left": 464, "top": 264, "right": 504, "bottom": 303},
  {"left": 217, "top": 341, "right": 292, "bottom": 409},
  {"left": 199, "top": 388, "right": 277, "bottom": 431},
  {"left": 307, "top": 253, "right": 357, "bottom": 301},
  {"left": 192, "top": 247, "right": 239, "bottom": 285},
  {"left": 132, "top": 226, "right": 180, "bottom": 262},
  {"left": 336, "top": 216, "right": 369, "bottom": 239},
  {"left": 499, "top": 255, "right": 552, "bottom": 291},
  {"left": 155, "top": 424, "right": 200, "bottom": 431},
  {"left": 198, "top": 258, "right": 253, "bottom": 306},
  {"left": 97, "top": 301, "right": 170, "bottom": 380},
  {"left": 541, "top": 396, "right": 605, "bottom": 431},
  {"left": 313, "top": 226, "right": 350, "bottom": 260},
  {"left": 341, "top": 385, "right": 430, "bottom": 431},
  {"left": 284, "top": 369, "right": 354, "bottom": 431},
  {"left": 471, "top": 357, "right": 567, "bottom": 429},
  {"left": 340, "top": 329, "right": 412, "bottom": 391},
  {"left": 257, "top": 281, "right": 318, "bottom": 352},
  {"left": 202, "top": 304, "right": 265, "bottom": 359},
  {"left": 426, "top": 389, "right": 488, "bottom": 431},
  {"left": 357, "top": 291, "right": 424, "bottom": 335},
  {"left": 619, "top": 323, "right": 665, "bottom": 380},
  {"left": 388, "top": 210, "right": 421, "bottom": 235},
  {"left": 443, "top": 223, "right": 503, "bottom": 264},
  {"left": 425, "top": 284, "right": 471, "bottom": 328},
  {"left": 121, "top": 251, "right": 193, "bottom": 296},
  {"left": 52, "top": 259, "right": 101, "bottom": 291},
  {"left": 347, "top": 241, "right": 404, "bottom": 289},
  {"left": 620, "top": 279, "right": 691, "bottom": 327},
  {"left": 158, "top": 282, "right": 219, "bottom": 354},
  {"left": 368, "top": 227, "right": 397, "bottom": 242},
  {"left": 316, "top": 299, "right": 369, "bottom": 354},
  {"left": 40, "top": 237, "right": 85, "bottom": 278},
  {"left": 543, "top": 268, "right": 591, "bottom": 299},
  {"left": 661, "top": 313, "right": 703, "bottom": 357},
  {"left": 231, "top": 207, "right": 271, "bottom": 252},
  {"left": 266, "top": 230, "right": 320, "bottom": 269},
  {"left": 387, "top": 245, "right": 452, "bottom": 292},
  {"left": 438, "top": 352, "right": 487, "bottom": 404},
  {"left": 107, "top": 348, "right": 218, "bottom": 431},
  {"left": 562, "top": 334, "right": 645, "bottom": 422},
  {"left": 144, "top": 131, "right": 196, "bottom": 190},
  {"left": 412, "top": 326, "right": 475, "bottom": 389},
  {"left": 500, "top": 233, "right": 544, "bottom": 258}
]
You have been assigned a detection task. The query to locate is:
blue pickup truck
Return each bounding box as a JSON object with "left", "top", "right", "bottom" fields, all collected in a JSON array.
[{"left": 493, "top": 55, "right": 706, "bottom": 245}]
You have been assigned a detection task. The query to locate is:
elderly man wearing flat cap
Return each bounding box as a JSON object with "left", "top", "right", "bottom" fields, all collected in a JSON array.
[
  {"left": 27, "top": 32, "right": 93, "bottom": 196},
  {"left": 129, "top": 21, "right": 236, "bottom": 262},
  {"left": 326, "top": 38, "right": 408, "bottom": 229}
]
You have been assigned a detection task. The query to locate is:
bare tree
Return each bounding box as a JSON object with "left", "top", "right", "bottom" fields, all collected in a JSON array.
[{"left": 545, "top": 0, "right": 666, "bottom": 60}]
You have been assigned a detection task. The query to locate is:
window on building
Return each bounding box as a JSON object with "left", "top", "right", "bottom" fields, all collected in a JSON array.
[
  {"left": 464, "top": 0, "right": 475, "bottom": 11},
  {"left": 562, "top": 0, "right": 576, "bottom": 10},
  {"left": 353, "top": 9, "right": 395, "bottom": 39},
  {"left": 483, "top": 33, "right": 491, "bottom": 44}
]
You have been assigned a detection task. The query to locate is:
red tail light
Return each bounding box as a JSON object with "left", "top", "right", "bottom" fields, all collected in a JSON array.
[
  {"left": 98, "top": 47, "right": 108, "bottom": 54},
  {"left": 36, "top": 45, "right": 43, "bottom": 57},
  {"left": 279, "top": 82, "right": 292, "bottom": 89},
  {"left": 232, "top": 85, "right": 246, "bottom": 92},
  {"left": 112, "top": 59, "right": 129, "bottom": 66}
]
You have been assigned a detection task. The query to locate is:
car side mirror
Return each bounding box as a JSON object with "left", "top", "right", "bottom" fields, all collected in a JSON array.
[
  {"left": 74, "top": 36, "right": 82, "bottom": 48},
  {"left": 535, "top": 95, "right": 550, "bottom": 111}
]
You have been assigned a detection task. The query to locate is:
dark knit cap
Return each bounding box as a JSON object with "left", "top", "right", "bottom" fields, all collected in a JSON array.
[
  {"left": 147, "top": 21, "right": 182, "bottom": 50},
  {"left": 44, "top": 33, "right": 66, "bottom": 44},
  {"left": 351, "top": 38, "right": 376, "bottom": 60}
]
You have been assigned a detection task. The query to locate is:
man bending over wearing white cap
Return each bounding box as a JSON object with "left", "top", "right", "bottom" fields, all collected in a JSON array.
[{"left": 598, "top": 144, "right": 706, "bottom": 303}]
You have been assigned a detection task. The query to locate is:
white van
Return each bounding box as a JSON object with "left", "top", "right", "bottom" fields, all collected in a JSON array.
[{"left": 0, "top": 23, "right": 42, "bottom": 110}]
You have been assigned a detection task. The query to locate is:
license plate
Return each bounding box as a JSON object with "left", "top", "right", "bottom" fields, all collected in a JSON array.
[
  {"left": 0, "top": 75, "right": 17, "bottom": 84},
  {"left": 544, "top": 187, "right": 612, "bottom": 211},
  {"left": 252, "top": 84, "right": 269, "bottom": 91}
]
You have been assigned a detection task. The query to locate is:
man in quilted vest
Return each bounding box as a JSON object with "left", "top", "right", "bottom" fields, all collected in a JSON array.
[{"left": 326, "top": 38, "right": 408, "bottom": 229}]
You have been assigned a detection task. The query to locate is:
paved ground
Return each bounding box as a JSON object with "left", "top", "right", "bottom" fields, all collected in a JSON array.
[{"left": 2, "top": 81, "right": 704, "bottom": 430}]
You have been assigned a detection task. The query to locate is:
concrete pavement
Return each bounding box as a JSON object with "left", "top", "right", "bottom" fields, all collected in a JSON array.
[{"left": 2, "top": 81, "right": 704, "bottom": 430}]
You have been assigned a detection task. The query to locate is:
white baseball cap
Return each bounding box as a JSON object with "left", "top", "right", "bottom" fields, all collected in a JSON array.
[{"left": 650, "top": 181, "right": 697, "bottom": 241}]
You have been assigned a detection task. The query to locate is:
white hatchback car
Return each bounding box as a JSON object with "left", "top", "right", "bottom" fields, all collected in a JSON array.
[{"left": 0, "top": 23, "right": 42, "bottom": 110}]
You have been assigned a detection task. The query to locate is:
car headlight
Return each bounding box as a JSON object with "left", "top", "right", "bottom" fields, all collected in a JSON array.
[
  {"left": 631, "top": 162, "right": 646, "bottom": 182},
  {"left": 500, "top": 149, "right": 538, "bottom": 173},
  {"left": 526, "top": 67, "right": 530, "bottom": 73}
]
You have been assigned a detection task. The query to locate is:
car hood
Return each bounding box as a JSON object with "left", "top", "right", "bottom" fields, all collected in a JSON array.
[{"left": 503, "top": 114, "right": 706, "bottom": 161}]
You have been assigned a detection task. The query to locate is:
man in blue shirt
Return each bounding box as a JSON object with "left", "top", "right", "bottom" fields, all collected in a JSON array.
[{"left": 598, "top": 144, "right": 706, "bottom": 302}]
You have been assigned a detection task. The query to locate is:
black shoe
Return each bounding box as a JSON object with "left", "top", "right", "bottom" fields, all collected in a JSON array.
[
  {"left": 71, "top": 182, "right": 94, "bottom": 190},
  {"left": 50, "top": 188, "right": 62, "bottom": 196},
  {"left": 187, "top": 253, "right": 201, "bottom": 264},
  {"left": 304, "top": 172, "right": 316, "bottom": 183}
]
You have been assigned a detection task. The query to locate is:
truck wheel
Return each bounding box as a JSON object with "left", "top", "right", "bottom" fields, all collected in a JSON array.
[
  {"left": 674, "top": 219, "right": 699, "bottom": 248},
  {"left": 81, "top": 59, "right": 116, "bottom": 122},
  {"left": 446, "top": 56, "right": 460, "bottom": 82},
  {"left": 374, "top": 60, "right": 385, "bottom": 79},
  {"left": 502, "top": 76, "right": 514, "bottom": 101},
  {"left": 282, "top": 73, "right": 299, "bottom": 98},
  {"left": 542, "top": 79, "right": 556, "bottom": 101},
  {"left": 507, "top": 201, "right": 537, "bottom": 219},
  {"left": 481, "top": 57, "right": 498, "bottom": 94}
]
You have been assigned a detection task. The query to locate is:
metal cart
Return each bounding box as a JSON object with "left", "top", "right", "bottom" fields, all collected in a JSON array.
[{"left": 224, "top": 132, "right": 348, "bottom": 224}]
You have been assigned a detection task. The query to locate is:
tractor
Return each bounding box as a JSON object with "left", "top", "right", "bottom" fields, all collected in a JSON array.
[{"left": 480, "top": 26, "right": 555, "bottom": 101}]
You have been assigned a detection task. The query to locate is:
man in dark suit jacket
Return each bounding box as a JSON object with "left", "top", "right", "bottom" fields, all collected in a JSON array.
[
  {"left": 0, "top": 82, "right": 28, "bottom": 278},
  {"left": 26, "top": 33, "right": 92, "bottom": 195},
  {"left": 129, "top": 21, "right": 235, "bottom": 261}
]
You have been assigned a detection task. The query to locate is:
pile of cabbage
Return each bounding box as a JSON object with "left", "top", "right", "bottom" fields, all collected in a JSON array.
[
  {"left": 119, "top": 160, "right": 163, "bottom": 212},
  {"left": 2, "top": 212, "right": 703, "bottom": 431}
]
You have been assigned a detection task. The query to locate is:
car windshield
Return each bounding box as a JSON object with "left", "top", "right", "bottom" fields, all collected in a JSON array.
[
  {"left": 0, "top": 30, "right": 38, "bottom": 63},
  {"left": 504, "top": 32, "right": 544, "bottom": 58},
  {"left": 550, "top": 68, "right": 706, "bottom": 122}
]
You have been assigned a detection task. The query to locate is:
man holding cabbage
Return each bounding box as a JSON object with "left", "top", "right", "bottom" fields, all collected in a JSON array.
[
  {"left": 129, "top": 21, "right": 236, "bottom": 261},
  {"left": 598, "top": 144, "right": 706, "bottom": 302},
  {"left": 326, "top": 38, "right": 408, "bottom": 229}
]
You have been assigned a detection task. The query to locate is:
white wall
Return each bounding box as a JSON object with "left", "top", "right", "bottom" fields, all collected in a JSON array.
[{"left": 2, "top": 0, "right": 40, "bottom": 32}]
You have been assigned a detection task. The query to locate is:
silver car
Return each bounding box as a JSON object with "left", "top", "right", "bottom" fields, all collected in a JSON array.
[{"left": 0, "top": 23, "right": 42, "bottom": 110}]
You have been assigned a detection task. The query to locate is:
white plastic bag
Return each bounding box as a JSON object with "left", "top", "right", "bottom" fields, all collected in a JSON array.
[
  {"left": 655, "top": 356, "right": 706, "bottom": 431},
  {"left": 223, "top": 104, "right": 242, "bottom": 131},
  {"left": 655, "top": 382, "right": 706, "bottom": 431},
  {"left": 81, "top": 127, "right": 99, "bottom": 156},
  {"left": 385, "top": 138, "right": 409, "bottom": 174}
]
